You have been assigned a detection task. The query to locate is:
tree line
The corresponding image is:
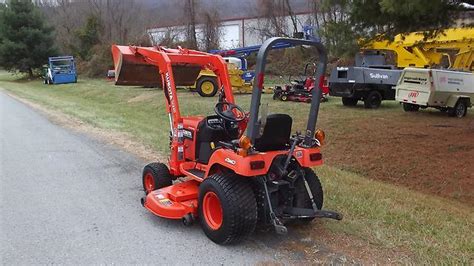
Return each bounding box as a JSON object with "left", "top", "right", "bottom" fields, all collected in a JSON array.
[{"left": 0, "top": 0, "right": 470, "bottom": 78}]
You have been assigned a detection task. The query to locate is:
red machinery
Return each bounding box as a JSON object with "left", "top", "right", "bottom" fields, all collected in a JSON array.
[
  {"left": 112, "top": 39, "right": 341, "bottom": 244},
  {"left": 273, "top": 63, "right": 329, "bottom": 103}
]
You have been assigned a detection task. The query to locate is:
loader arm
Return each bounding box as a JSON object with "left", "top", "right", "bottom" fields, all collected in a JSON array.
[{"left": 112, "top": 45, "right": 236, "bottom": 174}]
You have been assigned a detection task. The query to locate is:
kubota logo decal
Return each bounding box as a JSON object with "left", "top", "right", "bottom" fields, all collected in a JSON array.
[
  {"left": 408, "top": 91, "right": 419, "bottom": 98},
  {"left": 225, "top": 158, "right": 236, "bottom": 165},
  {"left": 165, "top": 72, "right": 176, "bottom": 113}
]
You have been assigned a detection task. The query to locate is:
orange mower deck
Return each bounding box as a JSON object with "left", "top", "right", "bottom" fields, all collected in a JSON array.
[{"left": 142, "top": 180, "right": 199, "bottom": 220}]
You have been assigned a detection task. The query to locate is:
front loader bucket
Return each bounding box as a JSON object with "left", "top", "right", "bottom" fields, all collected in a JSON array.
[
  {"left": 112, "top": 45, "right": 203, "bottom": 87},
  {"left": 112, "top": 45, "right": 161, "bottom": 87}
]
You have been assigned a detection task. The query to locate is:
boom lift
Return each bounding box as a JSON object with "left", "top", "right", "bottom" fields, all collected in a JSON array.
[
  {"left": 112, "top": 38, "right": 342, "bottom": 244},
  {"left": 190, "top": 42, "right": 312, "bottom": 97},
  {"left": 362, "top": 27, "right": 474, "bottom": 71},
  {"left": 190, "top": 26, "right": 318, "bottom": 97}
]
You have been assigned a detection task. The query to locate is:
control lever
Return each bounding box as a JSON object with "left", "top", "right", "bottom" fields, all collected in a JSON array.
[
  {"left": 281, "top": 132, "right": 301, "bottom": 175},
  {"left": 218, "top": 141, "right": 237, "bottom": 151}
]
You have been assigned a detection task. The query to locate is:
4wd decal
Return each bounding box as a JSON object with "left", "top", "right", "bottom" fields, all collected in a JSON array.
[
  {"left": 225, "top": 158, "right": 236, "bottom": 165},
  {"left": 183, "top": 129, "right": 193, "bottom": 140},
  {"left": 408, "top": 91, "right": 420, "bottom": 98}
]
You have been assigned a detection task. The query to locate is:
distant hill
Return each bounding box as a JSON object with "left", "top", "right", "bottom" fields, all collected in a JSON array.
[{"left": 145, "top": 0, "right": 311, "bottom": 28}]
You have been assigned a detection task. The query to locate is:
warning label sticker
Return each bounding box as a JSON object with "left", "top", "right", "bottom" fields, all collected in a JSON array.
[{"left": 159, "top": 199, "right": 173, "bottom": 206}]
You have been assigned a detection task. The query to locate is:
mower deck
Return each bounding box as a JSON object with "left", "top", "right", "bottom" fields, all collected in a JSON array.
[{"left": 142, "top": 180, "right": 199, "bottom": 220}]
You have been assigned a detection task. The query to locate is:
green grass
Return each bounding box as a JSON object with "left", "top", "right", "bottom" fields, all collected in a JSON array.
[{"left": 1, "top": 72, "right": 472, "bottom": 264}]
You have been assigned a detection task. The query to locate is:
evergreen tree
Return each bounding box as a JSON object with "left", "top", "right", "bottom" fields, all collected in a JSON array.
[
  {"left": 76, "top": 15, "right": 102, "bottom": 61},
  {"left": 0, "top": 0, "right": 57, "bottom": 77},
  {"left": 350, "top": 0, "right": 465, "bottom": 40}
]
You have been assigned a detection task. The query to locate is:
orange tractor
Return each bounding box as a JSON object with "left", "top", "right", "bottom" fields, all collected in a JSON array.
[{"left": 112, "top": 38, "right": 342, "bottom": 244}]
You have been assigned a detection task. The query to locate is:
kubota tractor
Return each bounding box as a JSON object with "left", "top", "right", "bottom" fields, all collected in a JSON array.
[{"left": 112, "top": 38, "right": 342, "bottom": 244}]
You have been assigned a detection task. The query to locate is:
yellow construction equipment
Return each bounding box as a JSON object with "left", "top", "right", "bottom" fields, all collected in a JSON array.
[
  {"left": 189, "top": 57, "right": 272, "bottom": 97},
  {"left": 362, "top": 27, "right": 474, "bottom": 72}
]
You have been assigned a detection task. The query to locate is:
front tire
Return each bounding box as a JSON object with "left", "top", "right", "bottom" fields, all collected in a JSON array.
[
  {"left": 364, "top": 90, "right": 382, "bottom": 109},
  {"left": 342, "top": 97, "right": 358, "bottom": 106},
  {"left": 142, "top": 163, "right": 172, "bottom": 195},
  {"left": 196, "top": 77, "right": 218, "bottom": 97},
  {"left": 198, "top": 173, "right": 257, "bottom": 244}
]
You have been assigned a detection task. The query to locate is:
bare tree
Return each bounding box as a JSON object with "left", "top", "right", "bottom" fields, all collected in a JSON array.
[
  {"left": 255, "top": 0, "right": 299, "bottom": 39},
  {"left": 201, "top": 9, "right": 221, "bottom": 51},
  {"left": 184, "top": 0, "right": 198, "bottom": 49},
  {"left": 86, "top": 0, "right": 150, "bottom": 44}
]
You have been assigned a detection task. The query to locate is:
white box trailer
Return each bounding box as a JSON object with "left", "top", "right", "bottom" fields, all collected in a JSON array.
[{"left": 395, "top": 68, "right": 473, "bottom": 117}]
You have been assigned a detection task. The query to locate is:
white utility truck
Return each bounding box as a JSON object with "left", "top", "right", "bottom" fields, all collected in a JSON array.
[{"left": 395, "top": 68, "right": 473, "bottom": 118}]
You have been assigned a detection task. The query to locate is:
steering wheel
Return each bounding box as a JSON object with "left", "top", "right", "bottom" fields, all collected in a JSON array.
[{"left": 214, "top": 102, "right": 246, "bottom": 122}]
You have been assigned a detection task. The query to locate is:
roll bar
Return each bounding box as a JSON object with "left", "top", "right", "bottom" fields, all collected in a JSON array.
[{"left": 246, "top": 37, "right": 328, "bottom": 147}]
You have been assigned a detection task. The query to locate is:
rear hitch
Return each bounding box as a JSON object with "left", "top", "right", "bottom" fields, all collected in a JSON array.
[
  {"left": 313, "top": 209, "right": 343, "bottom": 220},
  {"left": 259, "top": 176, "right": 288, "bottom": 235},
  {"left": 282, "top": 207, "right": 343, "bottom": 220}
]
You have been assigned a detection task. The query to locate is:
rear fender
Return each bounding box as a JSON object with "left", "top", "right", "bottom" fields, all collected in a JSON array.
[
  {"left": 205, "top": 147, "right": 323, "bottom": 178},
  {"left": 206, "top": 149, "right": 281, "bottom": 177},
  {"left": 447, "top": 95, "right": 471, "bottom": 108}
]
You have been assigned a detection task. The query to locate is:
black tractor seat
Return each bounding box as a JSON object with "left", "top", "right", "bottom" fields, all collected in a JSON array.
[{"left": 254, "top": 114, "right": 292, "bottom": 152}]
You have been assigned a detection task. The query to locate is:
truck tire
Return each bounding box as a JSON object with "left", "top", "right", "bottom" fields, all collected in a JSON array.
[
  {"left": 293, "top": 168, "right": 324, "bottom": 223},
  {"left": 342, "top": 97, "right": 358, "bottom": 106},
  {"left": 196, "top": 77, "right": 218, "bottom": 97},
  {"left": 403, "top": 103, "right": 419, "bottom": 112},
  {"left": 364, "top": 90, "right": 382, "bottom": 109},
  {"left": 142, "top": 162, "right": 172, "bottom": 195},
  {"left": 449, "top": 99, "right": 468, "bottom": 118},
  {"left": 198, "top": 173, "right": 257, "bottom": 244}
]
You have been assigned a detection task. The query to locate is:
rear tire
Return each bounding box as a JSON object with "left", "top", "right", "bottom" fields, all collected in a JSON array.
[
  {"left": 293, "top": 168, "right": 324, "bottom": 223},
  {"left": 342, "top": 97, "right": 358, "bottom": 106},
  {"left": 142, "top": 163, "right": 172, "bottom": 195},
  {"left": 198, "top": 173, "right": 257, "bottom": 244},
  {"left": 273, "top": 92, "right": 280, "bottom": 100},
  {"left": 364, "top": 90, "right": 382, "bottom": 109},
  {"left": 449, "top": 99, "right": 467, "bottom": 118},
  {"left": 196, "top": 77, "right": 218, "bottom": 97}
]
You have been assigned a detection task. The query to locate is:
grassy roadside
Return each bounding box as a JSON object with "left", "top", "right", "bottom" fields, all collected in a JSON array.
[{"left": 1, "top": 72, "right": 472, "bottom": 263}]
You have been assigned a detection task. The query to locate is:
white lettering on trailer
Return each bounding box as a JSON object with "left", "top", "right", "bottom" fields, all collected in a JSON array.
[{"left": 369, "top": 73, "right": 389, "bottom": 79}]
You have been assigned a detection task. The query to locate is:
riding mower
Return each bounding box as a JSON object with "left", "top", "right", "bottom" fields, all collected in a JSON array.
[
  {"left": 112, "top": 38, "right": 342, "bottom": 244},
  {"left": 273, "top": 63, "right": 329, "bottom": 103}
]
